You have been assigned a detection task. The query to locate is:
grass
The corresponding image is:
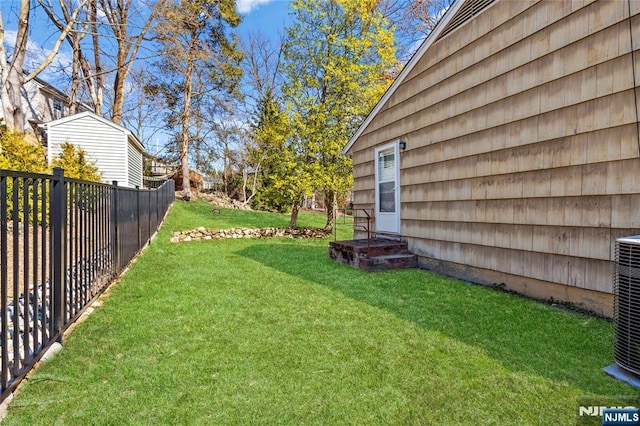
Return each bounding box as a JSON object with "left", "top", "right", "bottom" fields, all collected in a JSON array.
[
  {"left": 165, "top": 199, "right": 350, "bottom": 233},
  {"left": 3, "top": 200, "right": 639, "bottom": 425}
]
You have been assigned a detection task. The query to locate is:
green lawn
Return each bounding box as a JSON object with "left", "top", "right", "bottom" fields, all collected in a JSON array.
[{"left": 3, "top": 200, "right": 639, "bottom": 425}]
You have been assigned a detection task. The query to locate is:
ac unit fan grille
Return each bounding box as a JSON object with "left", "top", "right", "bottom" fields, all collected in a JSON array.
[{"left": 614, "top": 240, "right": 640, "bottom": 376}]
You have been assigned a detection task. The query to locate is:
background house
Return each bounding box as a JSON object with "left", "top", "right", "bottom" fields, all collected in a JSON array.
[
  {"left": 44, "top": 111, "right": 145, "bottom": 188},
  {"left": 143, "top": 155, "right": 177, "bottom": 189},
  {"left": 0, "top": 76, "right": 89, "bottom": 135},
  {"left": 173, "top": 169, "right": 204, "bottom": 191},
  {"left": 343, "top": 0, "right": 640, "bottom": 317}
]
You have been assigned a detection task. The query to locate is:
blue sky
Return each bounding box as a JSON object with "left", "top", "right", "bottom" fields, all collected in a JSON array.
[
  {"left": 237, "top": 0, "right": 291, "bottom": 39},
  {"left": 0, "top": 0, "right": 292, "bottom": 37},
  {"left": 0, "top": 0, "right": 292, "bottom": 81},
  {"left": 0, "top": 0, "right": 294, "bottom": 154}
]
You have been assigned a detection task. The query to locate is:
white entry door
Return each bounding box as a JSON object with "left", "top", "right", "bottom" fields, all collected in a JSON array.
[{"left": 375, "top": 143, "right": 400, "bottom": 234}]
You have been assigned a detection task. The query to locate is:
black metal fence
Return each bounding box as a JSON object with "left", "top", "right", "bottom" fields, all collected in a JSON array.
[{"left": 0, "top": 167, "right": 174, "bottom": 401}]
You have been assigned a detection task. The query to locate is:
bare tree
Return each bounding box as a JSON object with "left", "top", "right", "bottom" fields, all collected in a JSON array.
[
  {"left": 238, "top": 32, "right": 286, "bottom": 207},
  {"left": 207, "top": 111, "right": 243, "bottom": 197},
  {"left": 240, "top": 31, "right": 283, "bottom": 107},
  {"left": 379, "top": 0, "right": 454, "bottom": 61},
  {"left": 121, "top": 67, "right": 167, "bottom": 148},
  {"left": 39, "top": 0, "right": 160, "bottom": 120},
  {"left": 38, "top": 0, "right": 91, "bottom": 114},
  {"left": 99, "top": 0, "right": 160, "bottom": 124},
  {"left": 239, "top": 130, "right": 262, "bottom": 206},
  {"left": 0, "top": 0, "right": 86, "bottom": 133}
]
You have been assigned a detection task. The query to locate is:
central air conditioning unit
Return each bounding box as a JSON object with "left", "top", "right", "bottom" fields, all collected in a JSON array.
[{"left": 614, "top": 236, "right": 640, "bottom": 376}]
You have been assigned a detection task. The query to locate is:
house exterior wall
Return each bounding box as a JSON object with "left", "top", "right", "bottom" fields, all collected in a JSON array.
[
  {"left": 347, "top": 0, "right": 640, "bottom": 316},
  {"left": 0, "top": 80, "right": 70, "bottom": 133},
  {"left": 25, "top": 85, "right": 68, "bottom": 124},
  {"left": 40, "top": 91, "right": 66, "bottom": 123},
  {"left": 0, "top": 78, "right": 89, "bottom": 134},
  {"left": 47, "top": 115, "right": 129, "bottom": 186},
  {"left": 21, "top": 80, "right": 47, "bottom": 128}
]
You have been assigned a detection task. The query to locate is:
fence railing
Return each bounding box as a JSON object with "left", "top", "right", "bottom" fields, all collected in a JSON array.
[{"left": 0, "top": 167, "right": 174, "bottom": 402}]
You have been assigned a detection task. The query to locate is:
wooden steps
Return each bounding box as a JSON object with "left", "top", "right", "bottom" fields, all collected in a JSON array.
[{"left": 329, "top": 238, "right": 417, "bottom": 271}]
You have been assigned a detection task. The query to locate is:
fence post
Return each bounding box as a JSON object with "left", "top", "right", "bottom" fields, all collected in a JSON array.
[
  {"left": 0, "top": 172, "right": 7, "bottom": 389},
  {"left": 136, "top": 186, "right": 141, "bottom": 250},
  {"left": 148, "top": 186, "right": 152, "bottom": 244},
  {"left": 51, "top": 167, "right": 65, "bottom": 342},
  {"left": 110, "top": 181, "right": 119, "bottom": 274}
]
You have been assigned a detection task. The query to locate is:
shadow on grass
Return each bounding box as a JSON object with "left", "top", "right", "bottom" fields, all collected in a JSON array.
[{"left": 236, "top": 241, "right": 638, "bottom": 396}]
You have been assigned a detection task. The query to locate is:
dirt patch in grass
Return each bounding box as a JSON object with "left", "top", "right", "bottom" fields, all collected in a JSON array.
[{"left": 3, "top": 225, "right": 49, "bottom": 298}]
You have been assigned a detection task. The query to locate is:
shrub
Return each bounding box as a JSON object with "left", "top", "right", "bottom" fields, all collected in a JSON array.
[
  {"left": 51, "top": 142, "right": 102, "bottom": 182},
  {"left": 0, "top": 131, "right": 48, "bottom": 173},
  {"left": 0, "top": 131, "right": 49, "bottom": 223}
]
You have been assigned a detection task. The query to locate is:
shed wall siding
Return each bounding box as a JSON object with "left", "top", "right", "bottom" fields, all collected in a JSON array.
[
  {"left": 127, "top": 142, "right": 143, "bottom": 188},
  {"left": 47, "top": 116, "right": 128, "bottom": 185},
  {"left": 349, "top": 0, "right": 640, "bottom": 316}
]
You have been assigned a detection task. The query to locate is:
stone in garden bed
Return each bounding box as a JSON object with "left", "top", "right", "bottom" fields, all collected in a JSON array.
[{"left": 170, "top": 227, "right": 330, "bottom": 243}]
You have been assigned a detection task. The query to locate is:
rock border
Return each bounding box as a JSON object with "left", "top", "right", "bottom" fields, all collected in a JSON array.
[{"left": 170, "top": 227, "right": 330, "bottom": 243}]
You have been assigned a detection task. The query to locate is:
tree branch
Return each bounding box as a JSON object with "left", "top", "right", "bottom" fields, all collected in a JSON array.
[{"left": 24, "top": 0, "right": 88, "bottom": 82}]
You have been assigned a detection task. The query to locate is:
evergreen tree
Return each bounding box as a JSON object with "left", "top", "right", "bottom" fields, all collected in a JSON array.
[{"left": 250, "top": 88, "right": 311, "bottom": 215}]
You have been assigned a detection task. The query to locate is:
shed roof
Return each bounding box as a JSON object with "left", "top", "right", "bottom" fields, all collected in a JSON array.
[{"left": 43, "top": 111, "right": 146, "bottom": 154}]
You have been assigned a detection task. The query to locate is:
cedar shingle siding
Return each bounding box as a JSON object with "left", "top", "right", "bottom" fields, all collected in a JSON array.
[{"left": 346, "top": 0, "right": 640, "bottom": 316}]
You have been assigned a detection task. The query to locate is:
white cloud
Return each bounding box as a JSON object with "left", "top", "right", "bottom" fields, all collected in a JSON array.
[{"left": 236, "top": 0, "right": 275, "bottom": 14}]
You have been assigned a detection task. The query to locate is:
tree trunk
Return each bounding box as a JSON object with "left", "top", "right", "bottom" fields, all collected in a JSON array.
[
  {"left": 181, "top": 146, "right": 191, "bottom": 200},
  {"left": 90, "top": 0, "right": 104, "bottom": 115},
  {"left": 111, "top": 41, "right": 129, "bottom": 124},
  {"left": 111, "top": 70, "right": 126, "bottom": 124},
  {"left": 69, "top": 36, "right": 82, "bottom": 115},
  {"left": 180, "top": 43, "right": 195, "bottom": 201},
  {"left": 110, "top": 47, "right": 128, "bottom": 124},
  {"left": 324, "top": 190, "right": 335, "bottom": 231},
  {"left": 223, "top": 142, "right": 229, "bottom": 196},
  {"left": 289, "top": 195, "right": 303, "bottom": 228},
  {"left": 100, "top": 0, "right": 156, "bottom": 124},
  {"left": 1, "top": 67, "right": 24, "bottom": 133},
  {"left": 0, "top": 0, "right": 29, "bottom": 133}
]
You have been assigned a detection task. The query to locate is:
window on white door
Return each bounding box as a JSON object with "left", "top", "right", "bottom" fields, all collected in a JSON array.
[
  {"left": 375, "top": 144, "right": 400, "bottom": 233},
  {"left": 378, "top": 149, "right": 396, "bottom": 212}
]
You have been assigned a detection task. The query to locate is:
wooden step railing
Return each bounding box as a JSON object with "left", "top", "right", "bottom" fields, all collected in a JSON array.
[{"left": 333, "top": 208, "right": 374, "bottom": 255}]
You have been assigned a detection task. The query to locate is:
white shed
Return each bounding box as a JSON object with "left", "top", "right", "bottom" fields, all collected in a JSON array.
[{"left": 43, "top": 111, "right": 145, "bottom": 188}]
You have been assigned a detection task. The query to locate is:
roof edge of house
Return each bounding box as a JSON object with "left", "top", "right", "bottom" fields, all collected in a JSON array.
[{"left": 341, "top": 0, "right": 465, "bottom": 155}]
